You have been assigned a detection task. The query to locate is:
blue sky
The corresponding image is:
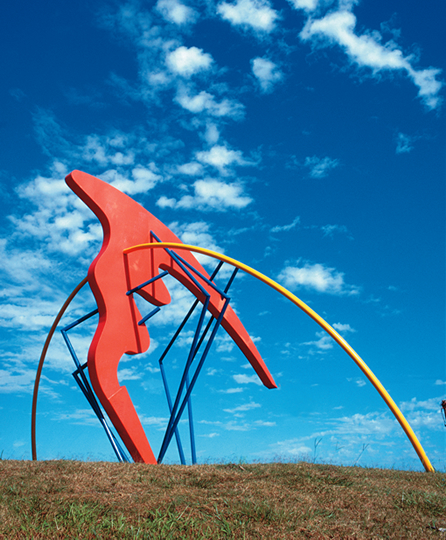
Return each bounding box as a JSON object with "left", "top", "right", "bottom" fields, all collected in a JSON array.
[{"left": 1, "top": 0, "right": 445, "bottom": 470}]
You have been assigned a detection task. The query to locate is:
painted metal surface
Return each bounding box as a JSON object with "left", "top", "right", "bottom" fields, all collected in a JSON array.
[
  {"left": 65, "top": 170, "right": 276, "bottom": 463},
  {"left": 32, "top": 170, "right": 434, "bottom": 473},
  {"left": 123, "top": 242, "right": 435, "bottom": 473}
]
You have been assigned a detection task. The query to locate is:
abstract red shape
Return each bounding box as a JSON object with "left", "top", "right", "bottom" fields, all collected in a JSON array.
[{"left": 66, "top": 170, "right": 276, "bottom": 463}]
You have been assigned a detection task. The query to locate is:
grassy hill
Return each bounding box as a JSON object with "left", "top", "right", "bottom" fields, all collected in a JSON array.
[{"left": 1, "top": 460, "right": 445, "bottom": 538}]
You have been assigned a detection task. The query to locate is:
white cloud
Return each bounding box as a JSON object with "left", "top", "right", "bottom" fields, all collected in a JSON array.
[
  {"left": 11, "top": 166, "right": 102, "bottom": 258},
  {"left": 220, "top": 387, "right": 244, "bottom": 393},
  {"left": 233, "top": 373, "right": 263, "bottom": 385},
  {"left": 0, "top": 299, "right": 69, "bottom": 331},
  {"left": 157, "top": 179, "right": 253, "bottom": 211},
  {"left": 251, "top": 57, "right": 283, "bottom": 92},
  {"left": 103, "top": 166, "right": 161, "bottom": 195},
  {"left": 166, "top": 46, "right": 213, "bottom": 77},
  {"left": 399, "top": 397, "right": 444, "bottom": 431},
  {"left": 333, "top": 412, "right": 396, "bottom": 436},
  {"left": 304, "top": 156, "right": 339, "bottom": 178},
  {"left": 332, "top": 322, "right": 355, "bottom": 333},
  {"left": 254, "top": 420, "right": 276, "bottom": 426},
  {"left": 196, "top": 145, "right": 249, "bottom": 172},
  {"left": 395, "top": 132, "right": 414, "bottom": 154},
  {"left": 300, "top": 10, "right": 443, "bottom": 110},
  {"left": 287, "top": 0, "right": 320, "bottom": 12},
  {"left": 82, "top": 135, "right": 135, "bottom": 166},
  {"left": 270, "top": 216, "right": 300, "bottom": 233},
  {"left": 216, "top": 334, "right": 235, "bottom": 353},
  {"left": 264, "top": 410, "right": 399, "bottom": 462},
  {"left": 175, "top": 89, "right": 244, "bottom": 118},
  {"left": 399, "top": 396, "right": 441, "bottom": 413},
  {"left": 177, "top": 162, "right": 204, "bottom": 175},
  {"left": 321, "top": 224, "right": 350, "bottom": 238},
  {"left": 157, "top": 196, "right": 177, "bottom": 208},
  {"left": 224, "top": 401, "right": 261, "bottom": 413},
  {"left": 0, "top": 368, "right": 38, "bottom": 394},
  {"left": 118, "top": 367, "right": 143, "bottom": 382},
  {"left": 169, "top": 220, "right": 224, "bottom": 254},
  {"left": 156, "top": 0, "right": 198, "bottom": 25},
  {"left": 217, "top": 0, "right": 279, "bottom": 33},
  {"left": 203, "top": 123, "right": 220, "bottom": 145},
  {"left": 303, "top": 331, "right": 333, "bottom": 351},
  {"left": 278, "top": 260, "right": 359, "bottom": 295},
  {"left": 347, "top": 377, "right": 366, "bottom": 387},
  {"left": 53, "top": 409, "right": 99, "bottom": 426}
]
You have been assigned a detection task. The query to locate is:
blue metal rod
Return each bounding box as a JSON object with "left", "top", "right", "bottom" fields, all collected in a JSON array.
[
  {"left": 138, "top": 306, "right": 161, "bottom": 326},
  {"left": 61, "top": 308, "right": 99, "bottom": 393},
  {"left": 126, "top": 270, "right": 169, "bottom": 296},
  {"left": 76, "top": 366, "right": 130, "bottom": 463},
  {"left": 186, "top": 372, "right": 196, "bottom": 464},
  {"left": 173, "top": 253, "right": 229, "bottom": 300},
  {"left": 158, "top": 297, "right": 230, "bottom": 463},
  {"left": 72, "top": 372, "right": 128, "bottom": 462},
  {"left": 156, "top": 261, "right": 225, "bottom": 464},
  {"left": 161, "top": 308, "right": 219, "bottom": 459},
  {"left": 150, "top": 232, "right": 210, "bottom": 301},
  {"left": 62, "top": 309, "right": 99, "bottom": 332},
  {"left": 62, "top": 330, "right": 95, "bottom": 406},
  {"left": 62, "top": 310, "right": 129, "bottom": 463},
  {"left": 159, "top": 361, "right": 186, "bottom": 465},
  {"left": 158, "top": 295, "right": 210, "bottom": 462},
  {"left": 223, "top": 267, "right": 239, "bottom": 294},
  {"left": 158, "top": 265, "right": 238, "bottom": 463},
  {"left": 158, "top": 261, "right": 224, "bottom": 367}
]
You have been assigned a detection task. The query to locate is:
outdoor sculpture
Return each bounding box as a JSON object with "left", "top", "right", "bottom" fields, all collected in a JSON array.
[{"left": 32, "top": 171, "right": 435, "bottom": 472}]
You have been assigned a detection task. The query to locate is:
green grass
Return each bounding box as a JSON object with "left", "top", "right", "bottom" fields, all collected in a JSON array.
[{"left": 0, "top": 460, "right": 445, "bottom": 538}]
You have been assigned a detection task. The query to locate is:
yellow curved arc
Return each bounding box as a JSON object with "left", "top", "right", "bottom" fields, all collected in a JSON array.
[
  {"left": 32, "top": 277, "right": 88, "bottom": 461},
  {"left": 124, "top": 242, "right": 434, "bottom": 473}
]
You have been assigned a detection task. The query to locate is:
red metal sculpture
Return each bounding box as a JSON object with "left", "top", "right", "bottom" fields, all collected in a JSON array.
[{"left": 65, "top": 170, "right": 276, "bottom": 463}]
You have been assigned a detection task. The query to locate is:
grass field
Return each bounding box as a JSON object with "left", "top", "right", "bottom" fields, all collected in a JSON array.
[{"left": 1, "top": 459, "right": 445, "bottom": 538}]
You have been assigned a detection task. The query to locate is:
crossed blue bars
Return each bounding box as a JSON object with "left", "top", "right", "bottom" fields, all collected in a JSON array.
[
  {"left": 61, "top": 235, "right": 238, "bottom": 464},
  {"left": 61, "top": 310, "right": 130, "bottom": 463}
]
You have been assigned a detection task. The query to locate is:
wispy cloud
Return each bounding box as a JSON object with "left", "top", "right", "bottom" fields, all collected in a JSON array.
[
  {"left": 304, "top": 156, "right": 340, "bottom": 178},
  {"left": 265, "top": 410, "right": 399, "bottom": 462},
  {"left": 53, "top": 409, "right": 99, "bottom": 426},
  {"left": 251, "top": 57, "right": 283, "bottom": 92},
  {"left": 395, "top": 132, "right": 415, "bottom": 154},
  {"left": 299, "top": 8, "right": 443, "bottom": 110},
  {"left": 320, "top": 224, "right": 350, "bottom": 238},
  {"left": 220, "top": 387, "right": 244, "bottom": 394},
  {"left": 166, "top": 46, "right": 213, "bottom": 78},
  {"left": 287, "top": 0, "right": 320, "bottom": 13},
  {"left": 196, "top": 145, "right": 251, "bottom": 173},
  {"left": 175, "top": 88, "right": 244, "bottom": 118},
  {"left": 224, "top": 401, "right": 261, "bottom": 414},
  {"left": 157, "top": 179, "right": 253, "bottom": 211},
  {"left": 332, "top": 322, "right": 356, "bottom": 334},
  {"left": 155, "top": 0, "right": 198, "bottom": 26},
  {"left": 278, "top": 260, "right": 360, "bottom": 295},
  {"left": 302, "top": 331, "right": 333, "bottom": 351},
  {"left": 217, "top": 0, "right": 279, "bottom": 34},
  {"left": 270, "top": 216, "right": 300, "bottom": 233},
  {"left": 233, "top": 373, "right": 263, "bottom": 386},
  {"left": 399, "top": 396, "right": 444, "bottom": 431}
]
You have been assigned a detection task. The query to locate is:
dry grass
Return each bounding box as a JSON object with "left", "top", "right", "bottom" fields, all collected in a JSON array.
[{"left": 1, "top": 460, "right": 445, "bottom": 538}]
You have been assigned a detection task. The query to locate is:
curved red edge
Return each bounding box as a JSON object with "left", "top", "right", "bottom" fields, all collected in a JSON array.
[{"left": 66, "top": 170, "right": 276, "bottom": 463}]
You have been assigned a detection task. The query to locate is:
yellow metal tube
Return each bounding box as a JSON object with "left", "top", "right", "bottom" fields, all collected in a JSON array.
[{"left": 124, "top": 242, "right": 434, "bottom": 472}]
